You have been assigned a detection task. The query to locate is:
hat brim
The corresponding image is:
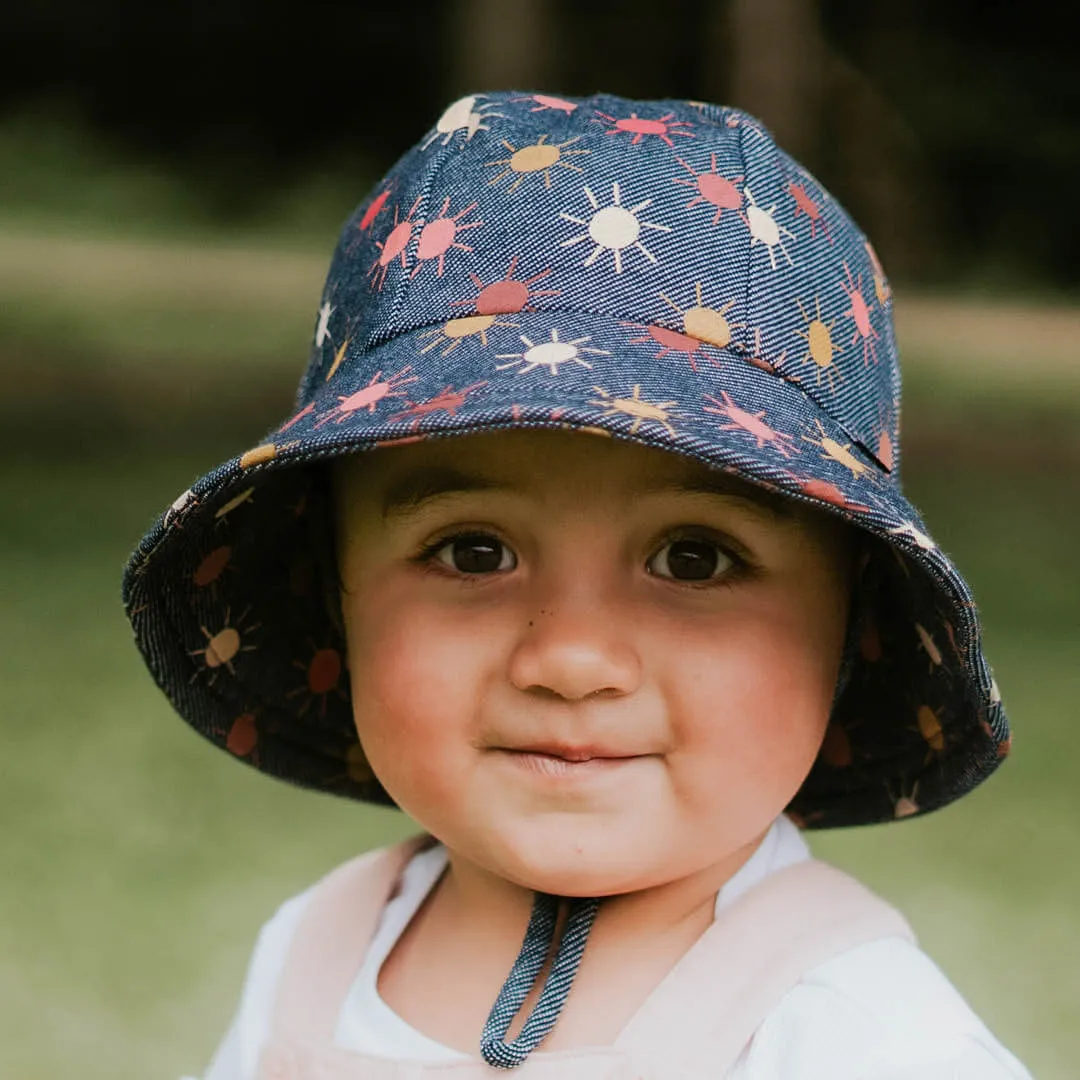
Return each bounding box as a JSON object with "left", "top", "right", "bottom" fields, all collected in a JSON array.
[{"left": 123, "top": 309, "right": 1009, "bottom": 827}]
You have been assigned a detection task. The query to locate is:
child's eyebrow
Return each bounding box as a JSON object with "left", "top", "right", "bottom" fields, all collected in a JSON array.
[
  {"left": 646, "top": 476, "right": 796, "bottom": 522},
  {"left": 380, "top": 467, "right": 794, "bottom": 523},
  {"left": 380, "top": 467, "right": 510, "bottom": 521}
]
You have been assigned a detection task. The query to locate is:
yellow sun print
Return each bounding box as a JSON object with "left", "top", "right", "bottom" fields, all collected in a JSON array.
[{"left": 486, "top": 135, "right": 590, "bottom": 192}]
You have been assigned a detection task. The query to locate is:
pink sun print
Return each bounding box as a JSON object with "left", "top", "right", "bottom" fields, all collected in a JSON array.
[
  {"left": 673, "top": 155, "right": 744, "bottom": 225},
  {"left": 313, "top": 367, "right": 419, "bottom": 427},
  {"left": 625, "top": 322, "right": 721, "bottom": 375},
  {"left": 787, "top": 181, "right": 832, "bottom": 243},
  {"left": 451, "top": 256, "right": 559, "bottom": 315},
  {"left": 593, "top": 110, "right": 694, "bottom": 147},
  {"left": 841, "top": 261, "right": 879, "bottom": 365},
  {"left": 345, "top": 186, "right": 393, "bottom": 253},
  {"left": 369, "top": 197, "right": 421, "bottom": 290},
  {"left": 410, "top": 197, "right": 484, "bottom": 279},
  {"left": 703, "top": 391, "right": 798, "bottom": 457},
  {"left": 389, "top": 382, "right": 489, "bottom": 430}
]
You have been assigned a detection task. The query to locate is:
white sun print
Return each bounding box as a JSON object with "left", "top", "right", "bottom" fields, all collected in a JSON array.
[
  {"left": 559, "top": 183, "right": 672, "bottom": 273},
  {"left": 314, "top": 300, "right": 334, "bottom": 348},
  {"left": 495, "top": 329, "right": 610, "bottom": 376},
  {"left": 422, "top": 95, "right": 504, "bottom": 149},
  {"left": 888, "top": 521, "right": 937, "bottom": 552},
  {"left": 742, "top": 186, "right": 795, "bottom": 270}
]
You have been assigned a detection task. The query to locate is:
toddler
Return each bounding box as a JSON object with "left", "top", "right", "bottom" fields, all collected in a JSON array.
[{"left": 124, "top": 92, "right": 1032, "bottom": 1078}]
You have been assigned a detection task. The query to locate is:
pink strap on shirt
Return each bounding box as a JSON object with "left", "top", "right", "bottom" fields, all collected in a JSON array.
[
  {"left": 613, "top": 858, "right": 915, "bottom": 1072},
  {"left": 261, "top": 838, "right": 914, "bottom": 1079},
  {"left": 270, "top": 835, "right": 432, "bottom": 1044}
]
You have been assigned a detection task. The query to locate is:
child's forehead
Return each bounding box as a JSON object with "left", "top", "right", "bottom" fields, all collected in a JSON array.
[{"left": 338, "top": 429, "right": 800, "bottom": 522}]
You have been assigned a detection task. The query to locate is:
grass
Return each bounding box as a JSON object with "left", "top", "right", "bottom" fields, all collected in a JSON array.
[
  {"left": 0, "top": 228, "right": 325, "bottom": 373},
  {"left": 1, "top": 423, "right": 1077, "bottom": 1078}
]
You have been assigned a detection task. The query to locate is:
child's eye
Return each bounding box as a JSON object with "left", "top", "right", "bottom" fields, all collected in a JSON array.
[
  {"left": 648, "top": 537, "right": 734, "bottom": 583},
  {"left": 432, "top": 533, "right": 517, "bottom": 574}
]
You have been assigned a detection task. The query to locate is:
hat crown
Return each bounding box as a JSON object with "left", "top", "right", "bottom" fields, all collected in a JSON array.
[{"left": 301, "top": 92, "right": 900, "bottom": 474}]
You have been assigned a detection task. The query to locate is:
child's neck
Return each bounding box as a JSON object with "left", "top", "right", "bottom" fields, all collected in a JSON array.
[{"left": 377, "top": 831, "right": 770, "bottom": 1055}]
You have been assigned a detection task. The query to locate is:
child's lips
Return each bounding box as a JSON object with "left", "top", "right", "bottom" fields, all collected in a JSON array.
[{"left": 494, "top": 743, "right": 648, "bottom": 778}]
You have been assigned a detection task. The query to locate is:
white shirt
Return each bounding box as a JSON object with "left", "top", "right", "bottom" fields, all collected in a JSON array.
[{"left": 194, "top": 818, "right": 1031, "bottom": 1079}]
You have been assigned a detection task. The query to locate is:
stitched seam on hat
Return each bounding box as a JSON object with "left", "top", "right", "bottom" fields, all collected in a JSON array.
[
  {"left": 370, "top": 137, "right": 463, "bottom": 350},
  {"left": 735, "top": 115, "right": 755, "bottom": 363},
  {"left": 271, "top": 393, "right": 892, "bottom": 512},
  {"left": 339, "top": 303, "right": 877, "bottom": 455}
]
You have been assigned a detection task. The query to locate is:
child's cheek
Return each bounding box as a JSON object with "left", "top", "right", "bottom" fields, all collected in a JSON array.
[
  {"left": 344, "top": 597, "right": 492, "bottom": 815},
  {"left": 667, "top": 602, "right": 838, "bottom": 828}
]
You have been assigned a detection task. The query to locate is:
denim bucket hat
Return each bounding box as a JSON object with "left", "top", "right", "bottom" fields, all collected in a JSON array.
[{"left": 123, "top": 91, "right": 1010, "bottom": 831}]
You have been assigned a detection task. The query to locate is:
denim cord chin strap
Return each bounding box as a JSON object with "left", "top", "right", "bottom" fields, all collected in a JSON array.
[{"left": 480, "top": 892, "right": 601, "bottom": 1069}]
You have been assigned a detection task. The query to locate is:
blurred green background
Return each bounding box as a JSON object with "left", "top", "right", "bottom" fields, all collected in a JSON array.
[{"left": 1, "top": 1, "right": 1077, "bottom": 1077}]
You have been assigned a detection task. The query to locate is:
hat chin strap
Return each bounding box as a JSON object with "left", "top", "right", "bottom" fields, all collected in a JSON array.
[{"left": 480, "top": 892, "right": 600, "bottom": 1068}]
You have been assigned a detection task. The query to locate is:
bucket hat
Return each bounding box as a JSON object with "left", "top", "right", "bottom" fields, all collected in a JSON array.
[{"left": 123, "top": 91, "right": 1011, "bottom": 831}]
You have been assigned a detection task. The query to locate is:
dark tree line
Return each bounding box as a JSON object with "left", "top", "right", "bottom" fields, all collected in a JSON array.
[{"left": 1, "top": 0, "right": 1076, "bottom": 287}]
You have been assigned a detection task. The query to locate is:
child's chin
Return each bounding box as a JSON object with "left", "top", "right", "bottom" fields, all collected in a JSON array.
[{"left": 489, "top": 825, "right": 666, "bottom": 898}]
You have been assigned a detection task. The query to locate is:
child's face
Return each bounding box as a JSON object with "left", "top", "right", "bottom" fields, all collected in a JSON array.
[{"left": 336, "top": 430, "right": 853, "bottom": 896}]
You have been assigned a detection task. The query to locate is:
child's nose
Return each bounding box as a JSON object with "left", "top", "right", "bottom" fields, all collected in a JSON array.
[{"left": 507, "top": 599, "right": 642, "bottom": 702}]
